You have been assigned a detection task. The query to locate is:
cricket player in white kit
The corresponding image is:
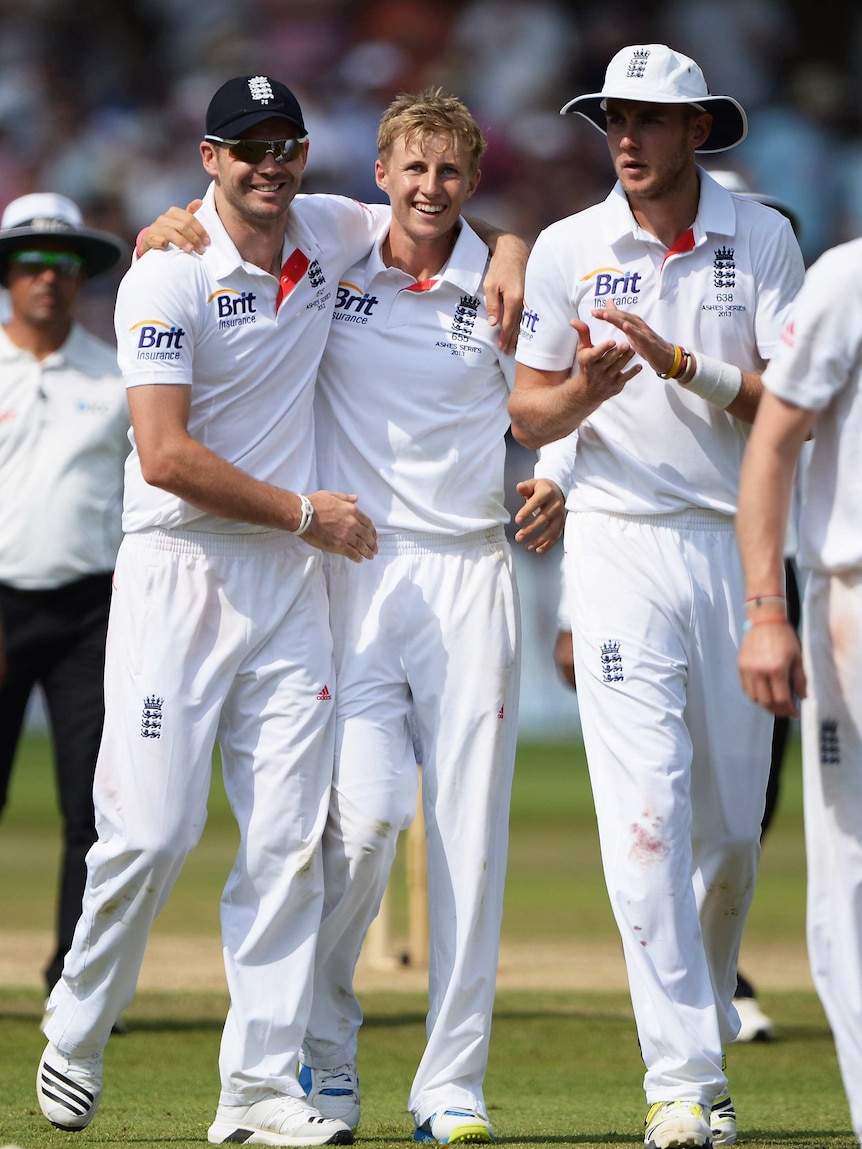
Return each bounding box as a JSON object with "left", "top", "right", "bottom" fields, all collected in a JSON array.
[
  {"left": 36, "top": 75, "right": 384, "bottom": 1148},
  {"left": 135, "top": 91, "right": 542, "bottom": 1146},
  {"left": 737, "top": 237, "right": 862, "bottom": 1148},
  {"left": 297, "top": 89, "right": 563, "bottom": 1145},
  {"left": 509, "top": 45, "right": 805, "bottom": 1149}
]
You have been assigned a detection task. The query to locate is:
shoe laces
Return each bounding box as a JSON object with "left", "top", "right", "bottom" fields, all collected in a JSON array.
[
  {"left": 318, "top": 1064, "right": 358, "bottom": 1092},
  {"left": 261, "top": 1095, "right": 324, "bottom": 1127},
  {"left": 50, "top": 1048, "right": 103, "bottom": 1079}
]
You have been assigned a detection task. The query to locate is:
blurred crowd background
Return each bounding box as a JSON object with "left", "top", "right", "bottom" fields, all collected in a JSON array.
[{"left": 4, "top": 0, "right": 856, "bottom": 735}]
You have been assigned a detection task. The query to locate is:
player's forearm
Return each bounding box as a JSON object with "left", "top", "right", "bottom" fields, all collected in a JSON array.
[
  {"left": 508, "top": 374, "right": 597, "bottom": 450},
  {"left": 736, "top": 478, "right": 788, "bottom": 603},
  {"left": 140, "top": 432, "right": 305, "bottom": 532},
  {"left": 736, "top": 413, "right": 802, "bottom": 598},
  {"left": 738, "top": 392, "right": 817, "bottom": 594},
  {"left": 723, "top": 370, "right": 764, "bottom": 424}
]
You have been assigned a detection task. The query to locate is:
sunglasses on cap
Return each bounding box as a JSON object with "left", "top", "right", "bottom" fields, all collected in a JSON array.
[
  {"left": 205, "top": 135, "right": 308, "bottom": 164},
  {"left": 7, "top": 250, "right": 86, "bottom": 276}
]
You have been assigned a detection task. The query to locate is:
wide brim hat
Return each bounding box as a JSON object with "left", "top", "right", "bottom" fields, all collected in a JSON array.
[
  {"left": 0, "top": 193, "right": 125, "bottom": 278},
  {"left": 561, "top": 44, "right": 748, "bottom": 154},
  {"left": 707, "top": 168, "right": 800, "bottom": 234}
]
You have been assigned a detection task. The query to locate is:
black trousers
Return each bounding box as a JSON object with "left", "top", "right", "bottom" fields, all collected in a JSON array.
[{"left": 0, "top": 573, "right": 112, "bottom": 992}]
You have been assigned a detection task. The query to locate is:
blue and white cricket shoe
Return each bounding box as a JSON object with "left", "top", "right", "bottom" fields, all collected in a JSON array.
[
  {"left": 413, "top": 1108, "right": 496, "bottom": 1144},
  {"left": 298, "top": 1059, "right": 360, "bottom": 1132}
]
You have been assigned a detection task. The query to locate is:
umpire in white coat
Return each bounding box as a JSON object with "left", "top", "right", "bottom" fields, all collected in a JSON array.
[{"left": 0, "top": 193, "right": 128, "bottom": 996}]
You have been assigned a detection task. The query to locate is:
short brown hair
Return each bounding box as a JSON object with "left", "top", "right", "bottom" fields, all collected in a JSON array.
[{"left": 377, "top": 87, "right": 486, "bottom": 175}]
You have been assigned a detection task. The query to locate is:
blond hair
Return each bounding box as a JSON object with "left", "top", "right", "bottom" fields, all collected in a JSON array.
[{"left": 377, "top": 87, "right": 487, "bottom": 174}]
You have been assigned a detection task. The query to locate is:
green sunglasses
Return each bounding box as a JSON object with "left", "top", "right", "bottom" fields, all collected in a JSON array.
[
  {"left": 8, "top": 250, "right": 86, "bottom": 276},
  {"left": 205, "top": 135, "right": 308, "bottom": 165}
]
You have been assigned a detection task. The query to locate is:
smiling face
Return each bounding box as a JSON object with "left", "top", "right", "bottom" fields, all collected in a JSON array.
[
  {"left": 375, "top": 131, "right": 481, "bottom": 256},
  {"left": 605, "top": 99, "right": 711, "bottom": 203},
  {"left": 200, "top": 116, "right": 308, "bottom": 232}
]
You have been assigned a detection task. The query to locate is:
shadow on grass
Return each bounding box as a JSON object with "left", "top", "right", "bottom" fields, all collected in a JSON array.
[
  {"left": 355, "top": 1137, "right": 857, "bottom": 1148},
  {"left": 742, "top": 1133, "right": 857, "bottom": 1143},
  {"left": 358, "top": 1138, "right": 641, "bottom": 1147}
]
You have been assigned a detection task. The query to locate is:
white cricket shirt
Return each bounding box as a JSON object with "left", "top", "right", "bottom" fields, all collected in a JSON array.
[
  {"left": 0, "top": 322, "right": 129, "bottom": 589},
  {"left": 762, "top": 237, "right": 862, "bottom": 574},
  {"left": 313, "top": 220, "right": 514, "bottom": 533},
  {"left": 114, "top": 183, "right": 387, "bottom": 534},
  {"left": 516, "top": 169, "right": 805, "bottom": 516}
]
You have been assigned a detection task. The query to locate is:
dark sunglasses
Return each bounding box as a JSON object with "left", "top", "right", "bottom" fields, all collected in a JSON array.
[
  {"left": 7, "top": 250, "right": 85, "bottom": 276},
  {"left": 205, "top": 135, "right": 308, "bottom": 165}
]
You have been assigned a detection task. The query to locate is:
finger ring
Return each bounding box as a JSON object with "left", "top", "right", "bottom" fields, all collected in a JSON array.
[{"left": 531, "top": 508, "right": 540, "bottom": 518}]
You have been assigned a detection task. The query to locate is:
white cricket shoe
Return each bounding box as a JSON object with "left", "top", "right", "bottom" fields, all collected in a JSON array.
[
  {"left": 37, "top": 1042, "right": 103, "bottom": 1130},
  {"left": 207, "top": 1095, "right": 354, "bottom": 1146},
  {"left": 710, "top": 1095, "right": 737, "bottom": 1146},
  {"left": 413, "top": 1108, "right": 496, "bottom": 1144},
  {"left": 643, "top": 1100, "right": 711, "bottom": 1148},
  {"left": 298, "top": 1059, "right": 360, "bottom": 1131},
  {"left": 732, "top": 995, "right": 775, "bottom": 1042}
]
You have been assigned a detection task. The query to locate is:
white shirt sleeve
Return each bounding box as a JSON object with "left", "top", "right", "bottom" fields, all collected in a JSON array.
[{"left": 533, "top": 429, "right": 577, "bottom": 493}]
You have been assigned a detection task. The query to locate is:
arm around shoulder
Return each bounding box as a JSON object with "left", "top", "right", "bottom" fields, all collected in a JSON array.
[{"left": 467, "top": 215, "right": 530, "bottom": 353}]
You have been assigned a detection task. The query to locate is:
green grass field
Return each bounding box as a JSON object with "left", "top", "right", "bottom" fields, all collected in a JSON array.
[{"left": 0, "top": 732, "right": 855, "bottom": 1148}]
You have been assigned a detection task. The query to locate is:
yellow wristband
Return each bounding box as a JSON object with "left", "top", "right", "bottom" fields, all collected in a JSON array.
[{"left": 659, "top": 345, "right": 684, "bottom": 380}]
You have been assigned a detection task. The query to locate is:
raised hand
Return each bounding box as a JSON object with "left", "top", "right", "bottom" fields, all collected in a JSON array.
[{"left": 592, "top": 300, "right": 677, "bottom": 378}]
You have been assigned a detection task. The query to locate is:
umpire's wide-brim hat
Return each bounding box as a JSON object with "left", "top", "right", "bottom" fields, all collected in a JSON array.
[
  {"left": 561, "top": 43, "right": 748, "bottom": 154},
  {"left": 708, "top": 169, "right": 800, "bottom": 234},
  {"left": 0, "top": 192, "right": 125, "bottom": 278}
]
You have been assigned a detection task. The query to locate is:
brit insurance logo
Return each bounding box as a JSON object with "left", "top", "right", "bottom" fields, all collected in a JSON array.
[
  {"left": 583, "top": 266, "right": 644, "bottom": 309},
  {"left": 209, "top": 287, "right": 258, "bottom": 330},
  {"left": 129, "top": 319, "right": 185, "bottom": 362},
  {"left": 333, "top": 279, "right": 379, "bottom": 325},
  {"left": 519, "top": 299, "right": 540, "bottom": 343}
]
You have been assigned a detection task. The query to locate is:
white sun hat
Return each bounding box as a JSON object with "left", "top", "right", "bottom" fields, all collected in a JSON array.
[{"left": 560, "top": 43, "right": 748, "bottom": 154}]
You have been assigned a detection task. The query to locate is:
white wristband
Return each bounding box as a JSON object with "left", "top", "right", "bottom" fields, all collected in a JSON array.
[
  {"left": 681, "top": 352, "right": 742, "bottom": 409},
  {"left": 291, "top": 494, "right": 314, "bottom": 536}
]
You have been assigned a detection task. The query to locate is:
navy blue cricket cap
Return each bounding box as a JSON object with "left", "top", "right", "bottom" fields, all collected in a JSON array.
[{"left": 205, "top": 75, "right": 306, "bottom": 139}]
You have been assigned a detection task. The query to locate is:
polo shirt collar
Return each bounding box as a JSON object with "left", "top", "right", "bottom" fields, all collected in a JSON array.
[
  {"left": 606, "top": 165, "right": 738, "bottom": 249},
  {"left": 368, "top": 216, "right": 487, "bottom": 296},
  {"left": 198, "top": 182, "right": 322, "bottom": 280},
  {"left": 694, "top": 167, "right": 737, "bottom": 237},
  {"left": 0, "top": 319, "right": 88, "bottom": 367}
]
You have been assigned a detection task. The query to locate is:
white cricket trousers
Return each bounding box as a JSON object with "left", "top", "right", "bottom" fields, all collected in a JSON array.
[
  {"left": 565, "top": 511, "right": 772, "bottom": 1105},
  {"left": 803, "top": 570, "right": 862, "bottom": 1145},
  {"left": 303, "top": 528, "right": 520, "bottom": 1127},
  {"left": 43, "top": 528, "right": 337, "bottom": 1106}
]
